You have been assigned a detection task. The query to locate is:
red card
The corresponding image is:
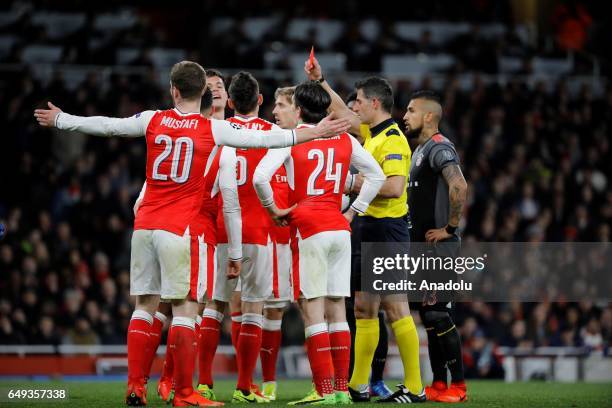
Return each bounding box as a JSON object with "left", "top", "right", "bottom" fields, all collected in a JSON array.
[{"left": 308, "top": 46, "right": 315, "bottom": 67}]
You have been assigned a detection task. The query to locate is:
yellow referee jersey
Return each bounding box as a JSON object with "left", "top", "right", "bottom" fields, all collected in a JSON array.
[{"left": 359, "top": 118, "right": 411, "bottom": 218}]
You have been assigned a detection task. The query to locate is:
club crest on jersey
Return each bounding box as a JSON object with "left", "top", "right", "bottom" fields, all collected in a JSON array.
[{"left": 415, "top": 152, "right": 424, "bottom": 167}]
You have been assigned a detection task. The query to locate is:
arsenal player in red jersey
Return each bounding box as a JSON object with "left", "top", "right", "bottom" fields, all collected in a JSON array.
[
  {"left": 253, "top": 81, "right": 385, "bottom": 404},
  {"left": 34, "top": 61, "right": 350, "bottom": 407}
]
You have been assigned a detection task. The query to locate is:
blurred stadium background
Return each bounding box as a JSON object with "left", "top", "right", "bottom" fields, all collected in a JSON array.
[{"left": 0, "top": 0, "right": 611, "bottom": 385}]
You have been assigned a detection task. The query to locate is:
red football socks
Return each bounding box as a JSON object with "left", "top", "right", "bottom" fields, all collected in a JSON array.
[
  {"left": 127, "top": 310, "right": 153, "bottom": 386},
  {"left": 329, "top": 322, "right": 351, "bottom": 392},
  {"left": 261, "top": 318, "right": 282, "bottom": 382},
  {"left": 198, "top": 309, "right": 223, "bottom": 387},
  {"left": 170, "top": 317, "right": 197, "bottom": 398},
  {"left": 236, "top": 313, "right": 263, "bottom": 392},
  {"left": 305, "top": 323, "right": 334, "bottom": 396},
  {"left": 142, "top": 311, "right": 167, "bottom": 379}
]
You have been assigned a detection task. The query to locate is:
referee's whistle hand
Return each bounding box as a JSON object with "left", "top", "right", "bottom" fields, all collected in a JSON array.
[{"left": 425, "top": 227, "right": 451, "bottom": 243}]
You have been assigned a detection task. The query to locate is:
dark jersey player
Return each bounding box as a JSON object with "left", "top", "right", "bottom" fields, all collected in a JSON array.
[{"left": 403, "top": 90, "right": 468, "bottom": 403}]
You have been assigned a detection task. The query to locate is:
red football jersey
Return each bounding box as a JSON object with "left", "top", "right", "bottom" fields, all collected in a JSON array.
[
  {"left": 216, "top": 115, "right": 277, "bottom": 245},
  {"left": 135, "top": 109, "right": 217, "bottom": 237},
  {"left": 288, "top": 124, "right": 353, "bottom": 239}
]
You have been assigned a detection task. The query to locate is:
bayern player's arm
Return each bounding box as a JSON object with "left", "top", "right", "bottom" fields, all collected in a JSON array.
[
  {"left": 252, "top": 147, "right": 294, "bottom": 226},
  {"left": 343, "top": 136, "right": 386, "bottom": 222},
  {"left": 304, "top": 57, "right": 363, "bottom": 141},
  {"left": 218, "top": 147, "right": 243, "bottom": 278},
  {"left": 210, "top": 116, "right": 350, "bottom": 149},
  {"left": 34, "top": 102, "right": 154, "bottom": 137}
]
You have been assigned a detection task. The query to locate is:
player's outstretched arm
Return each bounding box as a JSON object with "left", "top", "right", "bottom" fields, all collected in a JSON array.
[
  {"left": 343, "top": 136, "right": 386, "bottom": 222},
  {"left": 211, "top": 115, "right": 350, "bottom": 149},
  {"left": 218, "top": 147, "right": 243, "bottom": 278},
  {"left": 34, "top": 101, "right": 153, "bottom": 137},
  {"left": 304, "top": 57, "right": 363, "bottom": 141},
  {"left": 253, "top": 148, "right": 295, "bottom": 226}
]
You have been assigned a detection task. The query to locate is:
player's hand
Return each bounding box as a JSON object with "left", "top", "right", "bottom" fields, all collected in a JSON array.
[
  {"left": 315, "top": 113, "right": 350, "bottom": 138},
  {"left": 351, "top": 174, "right": 364, "bottom": 194},
  {"left": 304, "top": 56, "right": 323, "bottom": 81},
  {"left": 425, "top": 227, "right": 452, "bottom": 244},
  {"left": 34, "top": 102, "right": 62, "bottom": 127},
  {"left": 267, "top": 204, "right": 296, "bottom": 227},
  {"left": 227, "top": 259, "right": 242, "bottom": 279},
  {"left": 343, "top": 208, "right": 357, "bottom": 224}
]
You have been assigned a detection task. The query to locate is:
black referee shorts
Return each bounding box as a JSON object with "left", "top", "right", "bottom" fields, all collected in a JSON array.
[{"left": 350, "top": 215, "right": 410, "bottom": 293}]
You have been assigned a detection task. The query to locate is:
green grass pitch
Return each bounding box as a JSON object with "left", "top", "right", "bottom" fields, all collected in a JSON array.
[{"left": 0, "top": 379, "right": 610, "bottom": 407}]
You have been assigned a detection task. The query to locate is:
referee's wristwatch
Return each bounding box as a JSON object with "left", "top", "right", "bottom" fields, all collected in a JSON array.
[
  {"left": 315, "top": 76, "right": 325, "bottom": 83},
  {"left": 445, "top": 224, "right": 458, "bottom": 235}
]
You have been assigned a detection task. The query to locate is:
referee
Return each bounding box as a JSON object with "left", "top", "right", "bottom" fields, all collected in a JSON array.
[
  {"left": 305, "top": 58, "right": 425, "bottom": 403},
  {"left": 403, "top": 90, "right": 468, "bottom": 403}
]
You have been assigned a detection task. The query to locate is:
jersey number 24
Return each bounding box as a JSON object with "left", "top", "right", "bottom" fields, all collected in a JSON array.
[{"left": 307, "top": 148, "right": 343, "bottom": 196}]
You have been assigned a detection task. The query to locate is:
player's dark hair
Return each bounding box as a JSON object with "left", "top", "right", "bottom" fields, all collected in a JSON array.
[
  {"left": 228, "top": 71, "right": 259, "bottom": 115},
  {"left": 205, "top": 68, "right": 225, "bottom": 82},
  {"left": 410, "top": 89, "right": 442, "bottom": 104},
  {"left": 354, "top": 76, "right": 394, "bottom": 113},
  {"left": 170, "top": 61, "right": 206, "bottom": 100},
  {"left": 294, "top": 81, "right": 331, "bottom": 124},
  {"left": 201, "top": 86, "right": 213, "bottom": 112},
  {"left": 345, "top": 91, "right": 357, "bottom": 105}
]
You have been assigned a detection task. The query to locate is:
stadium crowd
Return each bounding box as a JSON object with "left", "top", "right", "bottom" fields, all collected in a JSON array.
[{"left": 1, "top": 0, "right": 611, "bottom": 381}]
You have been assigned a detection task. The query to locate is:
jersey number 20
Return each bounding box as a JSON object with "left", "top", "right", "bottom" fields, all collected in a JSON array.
[
  {"left": 152, "top": 135, "right": 194, "bottom": 183},
  {"left": 307, "top": 148, "right": 343, "bottom": 196}
]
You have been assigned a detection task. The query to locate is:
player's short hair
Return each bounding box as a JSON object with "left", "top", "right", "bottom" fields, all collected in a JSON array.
[
  {"left": 170, "top": 61, "right": 206, "bottom": 100},
  {"left": 409, "top": 89, "right": 442, "bottom": 104},
  {"left": 205, "top": 68, "right": 225, "bottom": 82},
  {"left": 201, "top": 86, "right": 213, "bottom": 111},
  {"left": 294, "top": 81, "right": 331, "bottom": 124},
  {"left": 345, "top": 91, "right": 357, "bottom": 105},
  {"left": 274, "top": 86, "right": 296, "bottom": 101},
  {"left": 228, "top": 71, "right": 259, "bottom": 115},
  {"left": 354, "top": 76, "right": 394, "bottom": 113}
]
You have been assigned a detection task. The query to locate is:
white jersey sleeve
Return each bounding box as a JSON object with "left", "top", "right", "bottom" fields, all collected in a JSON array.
[
  {"left": 218, "top": 147, "right": 242, "bottom": 260},
  {"left": 210, "top": 119, "right": 296, "bottom": 148},
  {"left": 253, "top": 147, "right": 292, "bottom": 208},
  {"left": 348, "top": 135, "right": 386, "bottom": 214},
  {"left": 55, "top": 111, "right": 156, "bottom": 137}
]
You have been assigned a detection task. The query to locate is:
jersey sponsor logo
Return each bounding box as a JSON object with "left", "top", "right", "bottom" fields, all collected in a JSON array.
[
  {"left": 441, "top": 149, "right": 454, "bottom": 161},
  {"left": 385, "top": 153, "right": 403, "bottom": 161},
  {"left": 415, "top": 152, "right": 424, "bottom": 167}
]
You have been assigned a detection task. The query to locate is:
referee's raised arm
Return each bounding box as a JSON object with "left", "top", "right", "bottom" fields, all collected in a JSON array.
[{"left": 304, "top": 57, "right": 364, "bottom": 142}]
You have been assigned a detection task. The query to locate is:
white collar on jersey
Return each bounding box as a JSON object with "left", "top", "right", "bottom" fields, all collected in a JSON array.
[
  {"left": 233, "top": 114, "right": 258, "bottom": 121},
  {"left": 173, "top": 107, "right": 201, "bottom": 116},
  {"left": 296, "top": 123, "right": 316, "bottom": 129}
]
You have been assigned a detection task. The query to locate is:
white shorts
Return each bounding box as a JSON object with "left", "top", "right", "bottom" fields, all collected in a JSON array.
[
  {"left": 214, "top": 242, "right": 273, "bottom": 302},
  {"left": 131, "top": 229, "right": 190, "bottom": 300},
  {"left": 292, "top": 230, "right": 351, "bottom": 299},
  {"left": 265, "top": 243, "right": 293, "bottom": 306}
]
